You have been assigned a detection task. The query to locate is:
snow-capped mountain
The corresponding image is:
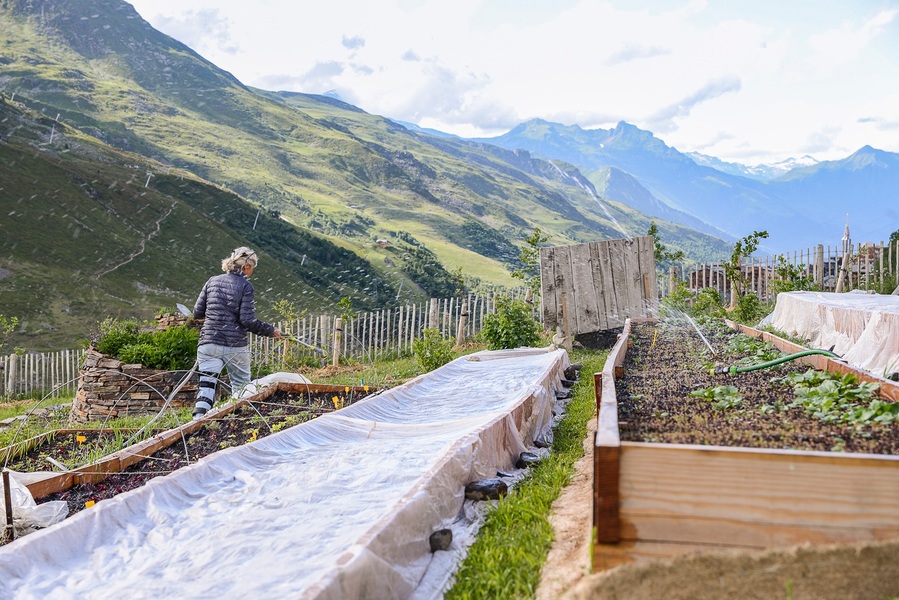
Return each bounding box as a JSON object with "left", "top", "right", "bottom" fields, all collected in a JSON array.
[{"left": 686, "top": 152, "right": 819, "bottom": 181}]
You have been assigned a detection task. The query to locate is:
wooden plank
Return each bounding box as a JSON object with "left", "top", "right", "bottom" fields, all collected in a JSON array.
[
  {"left": 569, "top": 243, "right": 603, "bottom": 333},
  {"left": 594, "top": 241, "right": 617, "bottom": 329},
  {"left": 618, "top": 442, "right": 899, "bottom": 548},
  {"left": 636, "top": 236, "right": 658, "bottom": 312},
  {"left": 540, "top": 246, "right": 558, "bottom": 329}
]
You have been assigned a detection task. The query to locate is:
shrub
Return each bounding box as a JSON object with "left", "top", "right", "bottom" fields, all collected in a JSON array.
[
  {"left": 96, "top": 319, "right": 198, "bottom": 371},
  {"left": 94, "top": 318, "right": 142, "bottom": 357},
  {"left": 481, "top": 297, "right": 541, "bottom": 350},
  {"left": 731, "top": 293, "right": 768, "bottom": 325},
  {"left": 412, "top": 328, "right": 454, "bottom": 372}
]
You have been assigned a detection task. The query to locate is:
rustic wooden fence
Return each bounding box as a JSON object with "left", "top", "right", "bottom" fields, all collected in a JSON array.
[
  {"left": 0, "top": 349, "right": 86, "bottom": 400},
  {"left": 661, "top": 240, "right": 899, "bottom": 301},
  {"left": 1, "top": 292, "right": 527, "bottom": 400},
  {"left": 250, "top": 293, "right": 514, "bottom": 368}
]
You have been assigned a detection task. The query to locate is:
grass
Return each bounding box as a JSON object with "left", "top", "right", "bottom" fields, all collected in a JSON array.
[{"left": 445, "top": 348, "right": 605, "bottom": 599}]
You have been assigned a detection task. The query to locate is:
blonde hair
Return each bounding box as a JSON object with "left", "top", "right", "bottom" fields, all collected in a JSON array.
[{"left": 222, "top": 247, "right": 258, "bottom": 272}]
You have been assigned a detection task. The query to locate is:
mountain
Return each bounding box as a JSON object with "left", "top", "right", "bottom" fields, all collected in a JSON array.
[
  {"left": 0, "top": 0, "right": 730, "bottom": 348},
  {"left": 0, "top": 97, "right": 402, "bottom": 349},
  {"left": 686, "top": 152, "right": 819, "bottom": 181},
  {"left": 477, "top": 120, "right": 898, "bottom": 251}
]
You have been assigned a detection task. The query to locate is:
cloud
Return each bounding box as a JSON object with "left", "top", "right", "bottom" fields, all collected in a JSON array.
[
  {"left": 604, "top": 43, "right": 670, "bottom": 66},
  {"left": 342, "top": 35, "right": 365, "bottom": 50},
  {"left": 646, "top": 77, "right": 742, "bottom": 133},
  {"left": 401, "top": 50, "right": 421, "bottom": 62},
  {"left": 858, "top": 116, "right": 899, "bottom": 130},
  {"left": 154, "top": 9, "right": 239, "bottom": 55},
  {"left": 255, "top": 61, "right": 346, "bottom": 93},
  {"left": 802, "top": 127, "right": 842, "bottom": 154}
]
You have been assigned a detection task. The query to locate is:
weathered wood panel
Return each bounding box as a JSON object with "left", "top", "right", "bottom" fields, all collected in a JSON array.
[{"left": 541, "top": 237, "right": 657, "bottom": 337}]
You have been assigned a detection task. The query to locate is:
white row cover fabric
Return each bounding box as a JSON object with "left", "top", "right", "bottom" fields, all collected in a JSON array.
[
  {"left": 760, "top": 291, "right": 899, "bottom": 377},
  {"left": 0, "top": 347, "right": 570, "bottom": 599}
]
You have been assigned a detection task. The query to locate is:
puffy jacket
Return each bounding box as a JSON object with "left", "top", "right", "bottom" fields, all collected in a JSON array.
[{"left": 193, "top": 271, "right": 275, "bottom": 347}]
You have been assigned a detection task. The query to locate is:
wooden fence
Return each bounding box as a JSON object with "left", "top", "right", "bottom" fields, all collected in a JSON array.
[
  {"left": 251, "top": 293, "right": 507, "bottom": 368},
  {"left": 0, "top": 349, "right": 86, "bottom": 400},
  {"left": 661, "top": 240, "right": 899, "bottom": 301}
]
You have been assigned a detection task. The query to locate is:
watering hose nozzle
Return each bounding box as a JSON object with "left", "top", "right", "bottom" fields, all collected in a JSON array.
[{"left": 713, "top": 365, "right": 735, "bottom": 376}]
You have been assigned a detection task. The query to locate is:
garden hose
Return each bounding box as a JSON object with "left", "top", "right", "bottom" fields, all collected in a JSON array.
[{"left": 713, "top": 349, "right": 839, "bottom": 376}]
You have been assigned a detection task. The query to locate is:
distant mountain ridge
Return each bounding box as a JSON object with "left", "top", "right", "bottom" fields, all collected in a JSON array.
[
  {"left": 475, "top": 120, "right": 898, "bottom": 251},
  {"left": 685, "top": 152, "right": 820, "bottom": 181}
]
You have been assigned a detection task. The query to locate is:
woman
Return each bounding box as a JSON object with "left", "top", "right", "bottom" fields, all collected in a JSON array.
[{"left": 191, "top": 247, "right": 282, "bottom": 419}]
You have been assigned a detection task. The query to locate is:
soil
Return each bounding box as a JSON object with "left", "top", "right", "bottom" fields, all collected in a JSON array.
[
  {"left": 32, "top": 389, "right": 360, "bottom": 518},
  {"left": 536, "top": 319, "right": 899, "bottom": 599},
  {"left": 617, "top": 319, "right": 899, "bottom": 453}
]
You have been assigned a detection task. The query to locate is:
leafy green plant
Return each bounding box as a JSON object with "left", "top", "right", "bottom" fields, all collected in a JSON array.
[
  {"left": 412, "top": 328, "right": 454, "bottom": 372},
  {"left": 481, "top": 297, "right": 541, "bottom": 350},
  {"left": 94, "top": 318, "right": 142, "bottom": 357},
  {"left": 648, "top": 221, "right": 685, "bottom": 270},
  {"left": 690, "top": 385, "right": 743, "bottom": 410},
  {"left": 723, "top": 230, "right": 768, "bottom": 309},
  {"left": 95, "top": 319, "right": 198, "bottom": 371},
  {"left": 774, "top": 369, "right": 897, "bottom": 424},
  {"left": 510, "top": 227, "right": 548, "bottom": 299},
  {"left": 730, "top": 292, "right": 768, "bottom": 325},
  {"left": 771, "top": 255, "right": 817, "bottom": 295}
]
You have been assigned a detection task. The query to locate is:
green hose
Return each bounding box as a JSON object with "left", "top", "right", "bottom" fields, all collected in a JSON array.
[{"left": 713, "top": 349, "right": 839, "bottom": 375}]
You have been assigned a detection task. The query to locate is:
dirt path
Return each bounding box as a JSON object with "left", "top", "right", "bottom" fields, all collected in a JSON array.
[{"left": 535, "top": 413, "right": 596, "bottom": 599}]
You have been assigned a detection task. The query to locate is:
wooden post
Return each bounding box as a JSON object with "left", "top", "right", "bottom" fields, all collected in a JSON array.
[
  {"left": 455, "top": 301, "right": 468, "bottom": 348},
  {"left": 559, "top": 291, "right": 573, "bottom": 351},
  {"left": 332, "top": 318, "right": 342, "bottom": 367},
  {"left": 428, "top": 298, "right": 439, "bottom": 330},
  {"left": 668, "top": 266, "right": 677, "bottom": 298},
  {"left": 815, "top": 244, "right": 824, "bottom": 289},
  {"left": 6, "top": 353, "right": 16, "bottom": 397},
  {"left": 3, "top": 469, "right": 14, "bottom": 542}
]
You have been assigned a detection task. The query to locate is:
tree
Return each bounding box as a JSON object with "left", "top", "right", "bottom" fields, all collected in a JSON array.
[
  {"left": 510, "top": 227, "right": 548, "bottom": 299},
  {"left": 0, "top": 314, "right": 19, "bottom": 355},
  {"left": 723, "top": 231, "right": 768, "bottom": 309},
  {"left": 648, "top": 221, "right": 685, "bottom": 269}
]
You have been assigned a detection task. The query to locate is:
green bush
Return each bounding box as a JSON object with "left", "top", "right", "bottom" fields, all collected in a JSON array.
[
  {"left": 412, "top": 328, "right": 454, "bottom": 372},
  {"left": 731, "top": 293, "right": 769, "bottom": 325},
  {"left": 94, "top": 318, "right": 142, "bottom": 356},
  {"left": 96, "top": 319, "right": 198, "bottom": 371},
  {"left": 481, "top": 297, "right": 541, "bottom": 350}
]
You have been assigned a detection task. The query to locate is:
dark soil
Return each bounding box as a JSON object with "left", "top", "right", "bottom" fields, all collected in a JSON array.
[
  {"left": 35, "top": 389, "right": 363, "bottom": 518},
  {"left": 616, "top": 319, "right": 899, "bottom": 454}
]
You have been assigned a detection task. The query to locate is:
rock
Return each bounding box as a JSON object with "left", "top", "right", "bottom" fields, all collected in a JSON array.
[
  {"left": 560, "top": 378, "right": 577, "bottom": 388},
  {"left": 516, "top": 451, "right": 541, "bottom": 469},
  {"left": 429, "top": 529, "right": 453, "bottom": 552},
  {"left": 465, "top": 478, "right": 508, "bottom": 501},
  {"left": 555, "top": 389, "right": 572, "bottom": 400},
  {"left": 533, "top": 432, "right": 553, "bottom": 448},
  {"left": 564, "top": 364, "right": 582, "bottom": 380}
]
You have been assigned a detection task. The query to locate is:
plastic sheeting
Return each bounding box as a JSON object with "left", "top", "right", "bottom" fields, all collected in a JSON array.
[
  {"left": 760, "top": 291, "right": 899, "bottom": 377},
  {"left": 0, "top": 347, "right": 569, "bottom": 599}
]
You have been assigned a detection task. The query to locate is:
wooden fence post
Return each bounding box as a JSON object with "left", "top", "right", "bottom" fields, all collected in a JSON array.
[
  {"left": 428, "top": 298, "right": 439, "bottom": 331},
  {"left": 455, "top": 301, "right": 468, "bottom": 348},
  {"left": 5, "top": 354, "right": 16, "bottom": 397},
  {"left": 332, "top": 318, "right": 342, "bottom": 367},
  {"left": 815, "top": 244, "right": 824, "bottom": 289}
]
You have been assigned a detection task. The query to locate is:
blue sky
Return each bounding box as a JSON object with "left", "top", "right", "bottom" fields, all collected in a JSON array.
[{"left": 128, "top": 0, "right": 899, "bottom": 165}]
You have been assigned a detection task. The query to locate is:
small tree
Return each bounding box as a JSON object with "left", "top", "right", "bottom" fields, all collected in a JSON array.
[
  {"left": 0, "top": 313, "right": 19, "bottom": 355},
  {"left": 648, "top": 221, "right": 685, "bottom": 270},
  {"left": 510, "top": 227, "right": 548, "bottom": 299},
  {"left": 481, "top": 297, "right": 541, "bottom": 350},
  {"left": 723, "top": 230, "right": 768, "bottom": 309}
]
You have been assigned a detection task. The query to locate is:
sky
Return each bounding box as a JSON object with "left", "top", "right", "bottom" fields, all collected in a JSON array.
[{"left": 127, "top": 0, "right": 899, "bottom": 166}]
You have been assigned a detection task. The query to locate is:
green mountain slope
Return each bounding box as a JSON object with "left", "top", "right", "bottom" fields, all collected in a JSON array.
[
  {"left": 0, "top": 97, "right": 401, "bottom": 349},
  {"left": 0, "top": 0, "right": 729, "bottom": 349}
]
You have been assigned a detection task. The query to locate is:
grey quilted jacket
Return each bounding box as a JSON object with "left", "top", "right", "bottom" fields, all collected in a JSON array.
[{"left": 193, "top": 271, "right": 275, "bottom": 347}]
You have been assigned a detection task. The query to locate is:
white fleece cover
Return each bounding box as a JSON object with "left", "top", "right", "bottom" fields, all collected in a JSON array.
[
  {"left": 760, "top": 291, "right": 899, "bottom": 377},
  {"left": 0, "top": 347, "right": 569, "bottom": 600}
]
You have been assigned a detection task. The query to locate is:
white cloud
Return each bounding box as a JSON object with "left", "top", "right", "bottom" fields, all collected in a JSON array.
[{"left": 127, "top": 0, "right": 899, "bottom": 164}]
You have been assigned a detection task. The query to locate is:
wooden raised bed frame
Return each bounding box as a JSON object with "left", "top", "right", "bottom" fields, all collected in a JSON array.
[
  {"left": 592, "top": 318, "right": 899, "bottom": 572},
  {"left": 3, "top": 383, "right": 372, "bottom": 501}
]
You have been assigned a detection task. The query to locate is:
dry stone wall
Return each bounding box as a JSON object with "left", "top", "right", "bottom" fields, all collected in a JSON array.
[{"left": 70, "top": 314, "right": 223, "bottom": 423}]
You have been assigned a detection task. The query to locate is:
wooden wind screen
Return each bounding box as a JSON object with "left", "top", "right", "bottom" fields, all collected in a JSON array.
[{"left": 540, "top": 236, "right": 658, "bottom": 337}]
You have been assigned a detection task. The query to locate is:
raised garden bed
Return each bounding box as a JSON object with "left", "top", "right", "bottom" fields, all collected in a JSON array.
[
  {"left": 592, "top": 317, "right": 899, "bottom": 571},
  {"left": 1, "top": 382, "right": 373, "bottom": 544}
]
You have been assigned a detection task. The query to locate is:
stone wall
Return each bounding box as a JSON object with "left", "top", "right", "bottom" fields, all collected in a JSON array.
[{"left": 69, "top": 315, "right": 220, "bottom": 423}]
